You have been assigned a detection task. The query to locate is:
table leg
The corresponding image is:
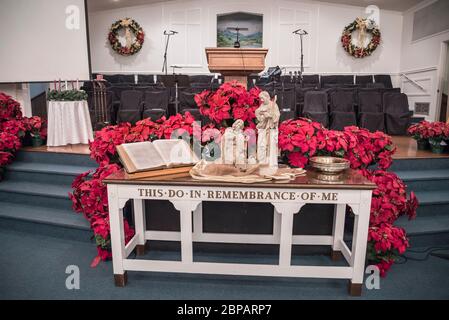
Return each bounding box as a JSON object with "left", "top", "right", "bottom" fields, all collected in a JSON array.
[
  {"left": 107, "top": 185, "right": 127, "bottom": 287},
  {"left": 180, "top": 208, "right": 193, "bottom": 263},
  {"left": 273, "top": 203, "right": 304, "bottom": 267},
  {"left": 331, "top": 204, "right": 346, "bottom": 261},
  {"left": 133, "top": 199, "right": 146, "bottom": 256},
  {"left": 349, "top": 191, "right": 372, "bottom": 296},
  {"left": 170, "top": 200, "right": 200, "bottom": 264}
]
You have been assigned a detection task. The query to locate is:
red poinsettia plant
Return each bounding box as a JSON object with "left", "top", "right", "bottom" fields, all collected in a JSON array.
[
  {"left": 279, "top": 117, "right": 416, "bottom": 276},
  {"left": 195, "top": 81, "right": 261, "bottom": 128},
  {"left": 24, "top": 116, "right": 48, "bottom": 139},
  {"left": 279, "top": 119, "right": 395, "bottom": 170},
  {"left": 0, "top": 93, "right": 46, "bottom": 170},
  {"left": 71, "top": 112, "right": 201, "bottom": 265},
  {"left": 408, "top": 120, "right": 449, "bottom": 142}
]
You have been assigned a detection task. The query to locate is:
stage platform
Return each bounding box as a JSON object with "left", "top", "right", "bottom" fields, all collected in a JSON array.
[{"left": 22, "top": 136, "right": 449, "bottom": 159}]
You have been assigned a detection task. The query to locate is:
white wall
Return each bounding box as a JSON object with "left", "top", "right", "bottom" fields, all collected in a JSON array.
[
  {"left": 88, "top": 0, "right": 403, "bottom": 78},
  {"left": 400, "top": 0, "right": 449, "bottom": 121}
]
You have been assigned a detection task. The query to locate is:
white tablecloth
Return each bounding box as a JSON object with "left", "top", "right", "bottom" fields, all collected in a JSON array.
[{"left": 47, "top": 100, "right": 94, "bottom": 147}]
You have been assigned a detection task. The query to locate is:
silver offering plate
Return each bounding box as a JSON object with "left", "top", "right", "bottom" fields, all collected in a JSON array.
[{"left": 309, "top": 156, "right": 350, "bottom": 175}]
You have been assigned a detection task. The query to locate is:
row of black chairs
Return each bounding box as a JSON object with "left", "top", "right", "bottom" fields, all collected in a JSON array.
[
  {"left": 299, "top": 89, "right": 411, "bottom": 135},
  {"left": 85, "top": 81, "right": 409, "bottom": 134},
  {"left": 91, "top": 73, "right": 394, "bottom": 90}
]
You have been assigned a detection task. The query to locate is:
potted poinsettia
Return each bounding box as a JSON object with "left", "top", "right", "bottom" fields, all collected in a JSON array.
[
  {"left": 427, "top": 121, "right": 449, "bottom": 154},
  {"left": 407, "top": 121, "right": 431, "bottom": 150},
  {"left": 25, "top": 116, "right": 47, "bottom": 147}
]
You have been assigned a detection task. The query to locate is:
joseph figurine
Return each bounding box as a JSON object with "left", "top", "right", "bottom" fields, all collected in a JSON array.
[{"left": 256, "top": 91, "right": 280, "bottom": 167}]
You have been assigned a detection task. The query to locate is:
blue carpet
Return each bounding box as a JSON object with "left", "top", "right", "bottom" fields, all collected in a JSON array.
[{"left": 0, "top": 225, "right": 448, "bottom": 300}]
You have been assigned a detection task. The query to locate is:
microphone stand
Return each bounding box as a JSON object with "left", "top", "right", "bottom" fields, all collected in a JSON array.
[
  {"left": 162, "top": 31, "right": 176, "bottom": 75},
  {"left": 293, "top": 29, "right": 308, "bottom": 87}
]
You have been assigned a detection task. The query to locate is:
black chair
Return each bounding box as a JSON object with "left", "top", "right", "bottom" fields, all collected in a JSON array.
[
  {"left": 116, "top": 90, "right": 143, "bottom": 124},
  {"left": 279, "top": 110, "right": 296, "bottom": 122},
  {"left": 110, "top": 84, "right": 133, "bottom": 101},
  {"left": 302, "top": 74, "right": 320, "bottom": 88},
  {"left": 138, "top": 74, "right": 158, "bottom": 84},
  {"left": 329, "top": 90, "right": 357, "bottom": 130},
  {"left": 366, "top": 82, "right": 385, "bottom": 89},
  {"left": 335, "top": 75, "right": 354, "bottom": 85},
  {"left": 178, "top": 89, "right": 201, "bottom": 120},
  {"left": 295, "top": 87, "right": 316, "bottom": 116},
  {"left": 277, "top": 87, "right": 296, "bottom": 114},
  {"left": 303, "top": 91, "right": 329, "bottom": 127},
  {"left": 102, "top": 74, "right": 122, "bottom": 83},
  {"left": 358, "top": 90, "right": 384, "bottom": 132},
  {"left": 321, "top": 75, "right": 353, "bottom": 88},
  {"left": 142, "top": 90, "right": 169, "bottom": 120},
  {"left": 190, "top": 75, "right": 213, "bottom": 84},
  {"left": 383, "top": 92, "right": 412, "bottom": 135},
  {"left": 355, "top": 75, "right": 373, "bottom": 87},
  {"left": 374, "top": 75, "right": 393, "bottom": 89}
]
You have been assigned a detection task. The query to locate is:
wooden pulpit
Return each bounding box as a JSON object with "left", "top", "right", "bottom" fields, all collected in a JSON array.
[{"left": 205, "top": 48, "right": 268, "bottom": 88}]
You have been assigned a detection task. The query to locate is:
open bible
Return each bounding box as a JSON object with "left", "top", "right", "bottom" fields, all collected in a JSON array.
[{"left": 116, "top": 139, "right": 199, "bottom": 178}]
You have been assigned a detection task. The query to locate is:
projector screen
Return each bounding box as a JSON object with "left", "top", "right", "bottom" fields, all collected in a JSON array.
[{"left": 0, "top": 0, "right": 91, "bottom": 83}]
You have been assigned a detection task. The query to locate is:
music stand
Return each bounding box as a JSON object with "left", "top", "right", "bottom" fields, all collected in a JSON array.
[
  {"left": 226, "top": 27, "right": 249, "bottom": 48},
  {"left": 160, "top": 72, "right": 190, "bottom": 114}
]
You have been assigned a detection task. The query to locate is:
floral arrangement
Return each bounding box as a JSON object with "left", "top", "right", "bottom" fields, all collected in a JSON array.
[
  {"left": 108, "top": 18, "right": 145, "bottom": 56},
  {"left": 279, "top": 117, "right": 416, "bottom": 276},
  {"left": 70, "top": 113, "right": 199, "bottom": 265},
  {"left": 279, "top": 119, "right": 396, "bottom": 170},
  {"left": 195, "top": 81, "right": 261, "bottom": 128},
  {"left": 47, "top": 89, "right": 88, "bottom": 101},
  {"left": 0, "top": 93, "right": 47, "bottom": 174},
  {"left": 341, "top": 18, "right": 381, "bottom": 58},
  {"left": 408, "top": 121, "right": 449, "bottom": 153}
]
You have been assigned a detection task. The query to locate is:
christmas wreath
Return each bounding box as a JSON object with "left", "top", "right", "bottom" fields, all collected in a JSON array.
[
  {"left": 108, "top": 18, "right": 145, "bottom": 56},
  {"left": 341, "top": 18, "right": 381, "bottom": 58}
]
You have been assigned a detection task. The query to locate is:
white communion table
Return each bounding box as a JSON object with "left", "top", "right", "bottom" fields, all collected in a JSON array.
[
  {"left": 104, "top": 169, "right": 376, "bottom": 296},
  {"left": 47, "top": 100, "right": 94, "bottom": 147}
]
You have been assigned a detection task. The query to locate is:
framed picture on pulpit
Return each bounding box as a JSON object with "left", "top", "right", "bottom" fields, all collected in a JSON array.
[{"left": 217, "top": 12, "right": 263, "bottom": 48}]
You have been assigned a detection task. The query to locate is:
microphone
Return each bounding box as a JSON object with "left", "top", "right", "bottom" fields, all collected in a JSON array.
[
  {"left": 164, "top": 30, "right": 178, "bottom": 35},
  {"left": 292, "top": 28, "right": 308, "bottom": 35}
]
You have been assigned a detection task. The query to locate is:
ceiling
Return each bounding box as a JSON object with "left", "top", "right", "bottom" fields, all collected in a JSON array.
[{"left": 86, "top": 0, "right": 424, "bottom": 12}]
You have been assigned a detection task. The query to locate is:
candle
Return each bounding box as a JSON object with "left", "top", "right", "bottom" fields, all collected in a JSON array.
[
  {"left": 153, "top": 74, "right": 157, "bottom": 83},
  {"left": 76, "top": 79, "right": 79, "bottom": 90},
  {"left": 58, "top": 79, "right": 61, "bottom": 92},
  {"left": 65, "top": 80, "right": 68, "bottom": 90}
]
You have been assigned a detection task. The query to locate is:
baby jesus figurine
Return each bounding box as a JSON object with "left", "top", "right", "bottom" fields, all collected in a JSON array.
[{"left": 256, "top": 91, "right": 280, "bottom": 167}]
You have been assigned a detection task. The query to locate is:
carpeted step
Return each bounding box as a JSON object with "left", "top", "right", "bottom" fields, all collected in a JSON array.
[
  {"left": 0, "top": 180, "right": 71, "bottom": 199},
  {"left": 396, "top": 215, "right": 449, "bottom": 236},
  {"left": 0, "top": 190, "right": 71, "bottom": 209},
  {"left": 14, "top": 150, "right": 97, "bottom": 167},
  {"left": 389, "top": 158, "right": 449, "bottom": 171},
  {"left": 0, "top": 180, "right": 73, "bottom": 211},
  {"left": 0, "top": 201, "right": 89, "bottom": 230},
  {"left": 4, "top": 162, "right": 95, "bottom": 185},
  {"left": 396, "top": 169, "right": 449, "bottom": 191},
  {"left": 413, "top": 190, "right": 449, "bottom": 217}
]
